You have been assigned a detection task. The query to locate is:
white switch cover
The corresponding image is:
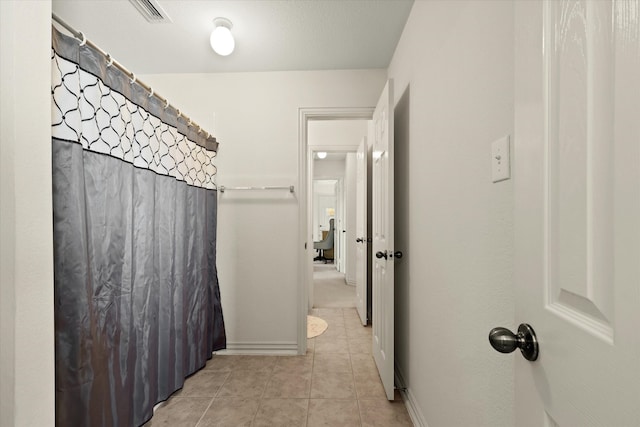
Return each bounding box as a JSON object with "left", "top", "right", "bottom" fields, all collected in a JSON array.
[{"left": 492, "top": 136, "right": 510, "bottom": 183}]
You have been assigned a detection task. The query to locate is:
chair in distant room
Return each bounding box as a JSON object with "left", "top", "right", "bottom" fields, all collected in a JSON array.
[{"left": 313, "top": 218, "right": 335, "bottom": 263}]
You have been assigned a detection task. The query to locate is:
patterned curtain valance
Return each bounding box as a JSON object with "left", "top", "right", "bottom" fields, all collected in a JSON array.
[{"left": 51, "top": 27, "right": 218, "bottom": 189}]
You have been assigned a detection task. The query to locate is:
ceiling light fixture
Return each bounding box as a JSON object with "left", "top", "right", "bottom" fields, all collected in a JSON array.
[
  {"left": 317, "top": 152, "right": 327, "bottom": 159},
  {"left": 210, "top": 17, "right": 235, "bottom": 56}
]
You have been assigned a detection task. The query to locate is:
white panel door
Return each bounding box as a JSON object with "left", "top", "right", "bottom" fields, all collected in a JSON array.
[
  {"left": 372, "top": 80, "right": 395, "bottom": 401},
  {"left": 513, "top": 1, "right": 640, "bottom": 425},
  {"left": 355, "top": 138, "right": 368, "bottom": 325}
]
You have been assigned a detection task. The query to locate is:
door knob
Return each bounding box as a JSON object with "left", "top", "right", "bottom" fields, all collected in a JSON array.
[
  {"left": 488, "top": 323, "right": 539, "bottom": 361},
  {"left": 356, "top": 238, "right": 363, "bottom": 243},
  {"left": 393, "top": 251, "right": 403, "bottom": 259},
  {"left": 375, "top": 251, "right": 387, "bottom": 259}
]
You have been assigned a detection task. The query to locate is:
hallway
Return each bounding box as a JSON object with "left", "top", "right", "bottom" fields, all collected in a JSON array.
[
  {"left": 313, "top": 263, "right": 356, "bottom": 308},
  {"left": 145, "top": 308, "right": 411, "bottom": 426}
]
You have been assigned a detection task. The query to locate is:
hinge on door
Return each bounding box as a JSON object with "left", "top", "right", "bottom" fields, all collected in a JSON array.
[{"left": 304, "top": 242, "right": 307, "bottom": 250}]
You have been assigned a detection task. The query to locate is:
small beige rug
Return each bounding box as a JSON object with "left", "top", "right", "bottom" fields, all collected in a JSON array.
[{"left": 307, "top": 315, "right": 328, "bottom": 338}]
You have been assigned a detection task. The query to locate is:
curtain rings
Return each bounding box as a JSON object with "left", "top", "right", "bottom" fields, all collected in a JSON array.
[
  {"left": 148, "top": 87, "right": 154, "bottom": 98},
  {"left": 106, "top": 54, "right": 114, "bottom": 67},
  {"left": 130, "top": 73, "right": 137, "bottom": 85},
  {"left": 78, "top": 31, "right": 87, "bottom": 46},
  {"left": 187, "top": 118, "right": 192, "bottom": 126},
  {"left": 197, "top": 126, "right": 202, "bottom": 134},
  {"left": 164, "top": 99, "right": 170, "bottom": 109}
]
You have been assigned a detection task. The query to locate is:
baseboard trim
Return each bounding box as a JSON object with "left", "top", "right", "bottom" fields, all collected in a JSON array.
[
  {"left": 215, "top": 342, "right": 298, "bottom": 355},
  {"left": 346, "top": 278, "right": 356, "bottom": 286},
  {"left": 395, "top": 365, "right": 428, "bottom": 427}
]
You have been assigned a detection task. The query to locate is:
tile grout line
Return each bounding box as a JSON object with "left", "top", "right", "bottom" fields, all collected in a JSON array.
[
  {"left": 193, "top": 396, "right": 215, "bottom": 427},
  {"left": 345, "top": 309, "right": 365, "bottom": 426},
  {"left": 348, "top": 347, "right": 362, "bottom": 426},
  {"left": 194, "top": 369, "right": 230, "bottom": 427},
  {"left": 306, "top": 335, "right": 316, "bottom": 427},
  {"left": 250, "top": 356, "right": 277, "bottom": 425}
]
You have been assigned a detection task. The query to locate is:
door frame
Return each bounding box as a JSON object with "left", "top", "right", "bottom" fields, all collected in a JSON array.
[{"left": 297, "top": 107, "right": 374, "bottom": 354}]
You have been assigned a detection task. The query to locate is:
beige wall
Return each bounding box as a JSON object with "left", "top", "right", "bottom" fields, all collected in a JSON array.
[
  {"left": 388, "top": 1, "right": 515, "bottom": 426},
  {"left": 0, "top": 1, "right": 55, "bottom": 426},
  {"left": 308, "top": 120, "right": 368, "bottom": 148},
  {"left": 142, "top": 70, "right": 386, "bottom": 351}
]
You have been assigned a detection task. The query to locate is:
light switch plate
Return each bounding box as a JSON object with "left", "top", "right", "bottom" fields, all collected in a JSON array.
[{"left": 492, "top": 136, "right": 510, "bottom": 183}]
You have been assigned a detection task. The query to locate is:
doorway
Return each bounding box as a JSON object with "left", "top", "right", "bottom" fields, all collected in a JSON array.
[
  {"left": 309, "top": 121, "right": 368, "bottom": 309},
  {"left": 298, "top": 83, "right": 396, "bottom": 401},
  {"left": 297, "top": 108, "right": 374, "bottom": 353},
  {"left": 312, "top": 157, "right": 355, "bottom": 308}
]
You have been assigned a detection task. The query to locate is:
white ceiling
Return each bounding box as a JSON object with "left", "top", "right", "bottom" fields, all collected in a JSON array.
[{"left": 52, "top": 0, "right": 414, "bottom": 74}]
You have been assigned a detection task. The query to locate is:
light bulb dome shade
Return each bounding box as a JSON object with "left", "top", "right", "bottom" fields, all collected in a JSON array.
[
  {"left": 210, "top": 22, "right": 235, "bottom": 56},
  {"left": 317, "top": 152, "right": 327, "bottom": 159}
]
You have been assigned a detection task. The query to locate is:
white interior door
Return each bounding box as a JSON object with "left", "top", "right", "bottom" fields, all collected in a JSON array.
[
  {"left": 513, "top": 1, "right": 640, "bottom": 425},
  {"left": 355, "top": 138, "right": 368, "bottom": 325},
  {"left": 372, "top": 79, "right": 395, "bottom": 401}
]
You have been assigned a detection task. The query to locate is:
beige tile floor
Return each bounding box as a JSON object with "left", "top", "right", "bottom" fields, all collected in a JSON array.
[{"left": 144, "top": 308, "right": 412, "bottom": 426}]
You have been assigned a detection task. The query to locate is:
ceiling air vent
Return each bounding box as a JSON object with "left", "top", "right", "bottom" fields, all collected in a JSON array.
[{"left": 129, "top": 0, "right": 172, "bottom": 23}]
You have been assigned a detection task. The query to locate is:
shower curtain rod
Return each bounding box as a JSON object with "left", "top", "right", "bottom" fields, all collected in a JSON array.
[{"left": 51, "top": 12, "right": 213, "bottom": 140}]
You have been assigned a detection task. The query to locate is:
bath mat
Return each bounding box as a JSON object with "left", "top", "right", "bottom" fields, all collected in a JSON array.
[{"left": 307, "top": 315, "right": 328, "bottom": 338}]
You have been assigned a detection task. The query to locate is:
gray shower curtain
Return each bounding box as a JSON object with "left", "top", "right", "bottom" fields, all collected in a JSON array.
[{"left": 51, "top": 27, "right": 226, "bottom": 426}]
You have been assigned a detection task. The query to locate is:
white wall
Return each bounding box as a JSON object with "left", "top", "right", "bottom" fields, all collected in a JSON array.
[
  {"left": 314, "top": 158, "right": 346, "bottom": 179},
  {"left": 388, "top": 1, "right": 515, "bottom": 426},
  {"left": 142, "top": 70, "right": 386, "bottom": 352},
  {"left": 0, "top": 1, "right": 55, "bottom": 426},
  {"left": 308, "top": 120, "right": 368, "bottom": 148}
]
